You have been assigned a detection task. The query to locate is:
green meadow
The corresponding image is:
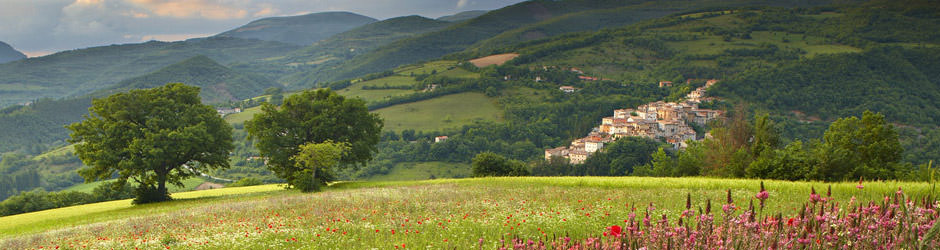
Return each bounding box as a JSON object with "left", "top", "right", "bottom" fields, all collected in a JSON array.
[
  {"left": 374, "top": 92, "right": 502, "bottom": 132},
  {"left": 0, "top": 177, "right": 933, "bottom": 249}
]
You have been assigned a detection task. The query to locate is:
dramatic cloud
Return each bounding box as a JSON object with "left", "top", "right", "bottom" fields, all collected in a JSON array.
[{"left": 0, "top": 0, "right": 525, "bottom": 56}]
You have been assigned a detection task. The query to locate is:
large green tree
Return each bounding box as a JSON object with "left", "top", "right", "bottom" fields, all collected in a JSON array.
[
  {"left": 67, "top": 83, "right": 233, "bottom": 204},
  {"left": 811, "top": 110, "right": 904, "bottom": 180},
  {"left": 245, "top": 89, "right": 382, "bottom": 188}
]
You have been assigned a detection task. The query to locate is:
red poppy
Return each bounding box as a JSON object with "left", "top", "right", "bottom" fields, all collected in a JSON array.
[{"left": 607, "top": 225, "right": 623, "bottom": 237}]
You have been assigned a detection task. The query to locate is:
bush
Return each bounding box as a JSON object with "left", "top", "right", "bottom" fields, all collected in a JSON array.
[
  {"left": 228, "top": 177, "right": 264, "bottom": 187},
  {"left": 92, "top": 182, "right": 135, "bottom": 202},
  {"left": 471, "top": 152, "right": 529, "bottom": 177},
  {"left": 291, "top": 172, "right": 322, "bottom": 192}
]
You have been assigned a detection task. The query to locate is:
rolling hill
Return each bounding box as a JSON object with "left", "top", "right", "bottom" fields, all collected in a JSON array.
[
  {"left": 0, "top": 41, "right": 26, "bottom": 64},
  {"left": 274, "top": 15, "right": 454, "bottom": 87},
  {"left": 437, "top": 10, "right": 489, "bottom": 22},
  {"left": 102, "top": 55, "right": 273, "bottom": 104},
  {"left": 0, "top": 37, "right": 300, "bottom": 107},
  {"left": 215, "top": 12, "right": 377, "bottom": 45}
]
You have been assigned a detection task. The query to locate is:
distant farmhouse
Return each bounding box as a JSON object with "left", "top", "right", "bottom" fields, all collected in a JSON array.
[{"left": 216, "top": 107, "right": 242, "bottom": 116}]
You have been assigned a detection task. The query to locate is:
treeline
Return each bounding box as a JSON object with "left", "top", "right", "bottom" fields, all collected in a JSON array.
[
  {"left": 0, "top": 183, "right": 133, "bottom": 216},
  {"left": 0, "top": 97, "right": 92, "bottom": 153},
  {"left": 0, "top": 151, "right": 86, "bottom": 201}
]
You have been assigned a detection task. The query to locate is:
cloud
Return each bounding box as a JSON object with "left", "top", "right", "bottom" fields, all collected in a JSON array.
[
  {"left": 0, "top": 0, "right": 527, "bottom": 53},
  {"left": 124, "top": 0, "right": 247, "bottom": 20}
]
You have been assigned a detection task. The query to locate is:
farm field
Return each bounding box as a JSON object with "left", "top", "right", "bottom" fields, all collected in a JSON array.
[
  {"left": 336, "top": 86, "right": 415, "bottom": 103},
  {"left": 223, "top": 106, "right": 262, "bottom": 124},
  {"left": 469, "top": 53, "right": 520, "bottom": 67},
  {"left": 0, "top": 177, "right": 936, "bottom": 249},
  {"left": 374, "top": 92, "right": 502, "bottom": 132}
]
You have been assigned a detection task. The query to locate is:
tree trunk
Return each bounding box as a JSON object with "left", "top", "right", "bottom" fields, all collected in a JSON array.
[
  {"left": 157, "top": 171, "right": 168, "bottom": 197},
  {"left": 311, "top": 168, "right": 317, "bottom": 183}
]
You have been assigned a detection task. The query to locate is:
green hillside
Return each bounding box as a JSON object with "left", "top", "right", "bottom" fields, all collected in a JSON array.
[
  {"left": 276, "top": 16, "right": 453, "bottom": 87},
  {"left": 496, "top": 1, "right": 939, "bottom": 163},
  {"left": 320, "top": 0, "right": 640, "bottom": 81},
  {"left": 103, "top": 55, "right": 273, "bottom": 104},
  {"left": 375, "top": 92, "right": 502, "bottom": 132},
  {"left": 215, "top": 12, "right": 377, "bottom": 45},
  {"left": 0, "top": 37, "right": 300, "bottom": 107},
  {"left": 0, "top": 41, "right": 26, "bottom": 64},
  {"left": 437, "top": 10, "right": 489, "bottom": 22},
  {"left": 0, "top": 55, "right": 274, "bottom": 152},
  {"left": 314, "top": 0, "right": 847, "bottom": 83}
]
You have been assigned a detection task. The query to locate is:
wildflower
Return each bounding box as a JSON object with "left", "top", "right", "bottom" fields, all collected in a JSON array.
[
  {"left": 756, "top": 182, "right": 769, "bottom": 210},
  {"left": 857, "top": 177, "right": 864, "bottom": 189},
  {"left": 606, "top": 225, "right": 622, "bottom": 237},
  {"left": 810, "top": 187, "right": 822, "bottom": 204}
]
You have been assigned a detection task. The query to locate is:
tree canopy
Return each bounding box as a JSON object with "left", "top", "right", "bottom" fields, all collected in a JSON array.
[
  {"left": 245, "top": 89, "right": 382, "bottom": 188},
  {"left": 67, "top": 83, "right": 233, "bottom": 204}
]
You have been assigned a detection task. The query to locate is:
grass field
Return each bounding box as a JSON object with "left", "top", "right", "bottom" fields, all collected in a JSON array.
[
  {"left": 223, "top": 106, "right": 262, "bottom": 124},
  {"left": 32, "top": 144, "right": 75, "bottom": 161},
  {"left": 356, "top": 76, "right": 417, "bottom": 87},
  {"left": 374, "top": 92, "right": 502, "bottom": 132},
  {"left": 396, "top": 61, "right": 458, "bottom": 76},
  {"left": 0, "top": 184, "right": 285, "bottom": 239},
  {"left": 364, "top": 162, "right": 471, "bottom": 181},
  {"left": 1, "top": 177, "right": 935, "bottom": 249},
  {"left": 337, "top": 87, "right": 415, "bottom": 103}
]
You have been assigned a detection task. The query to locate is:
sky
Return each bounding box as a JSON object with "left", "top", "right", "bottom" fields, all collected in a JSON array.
[{"left": 0, "top": 0, "right": 527, "bottom": 57}]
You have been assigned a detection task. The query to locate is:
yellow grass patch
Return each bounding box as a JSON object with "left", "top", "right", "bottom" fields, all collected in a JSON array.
[{"left": 469, "top": 53, "right": 520, "bottom": 67}]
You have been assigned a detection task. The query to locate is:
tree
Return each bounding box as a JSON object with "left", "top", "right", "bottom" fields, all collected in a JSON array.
[
  {"left": 67, "top": 83, "right": 233, "bottom": 204},
  {"left": 811, "top": 111, "right": 903, "bottom": 180},
  {"left": 291, "top": 141, "right": 349, "bottom": 192},
  {"left": 246, "top": 89, "right": 382, "bottom": 188}
]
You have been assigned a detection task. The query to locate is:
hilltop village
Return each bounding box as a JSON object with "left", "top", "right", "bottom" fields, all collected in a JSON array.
[{"left": 545, "top": 80, "right": 724, "bottom": 164}]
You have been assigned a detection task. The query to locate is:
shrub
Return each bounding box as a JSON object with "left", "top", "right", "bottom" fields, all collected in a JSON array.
[{"left": 471, "top": 152, "right": 529, "bottom": 177}]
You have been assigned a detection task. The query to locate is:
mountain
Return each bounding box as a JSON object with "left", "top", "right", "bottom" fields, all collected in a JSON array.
[
  {"left": 215, "top": 12, "right": 377, "bottom": 45},
  {"left": 437, "top": 10, "right": 488, "bottom": 22},
  {"left": 103, "top": 55, "right": 272, "bottom": 104},
  {"left": 0, "top": 36, "right": 300, "bottom": 107},
  {"left": 274, "top": 15, "right": 454, "bottom": 87},
  {"left": 0, "top": 41, "right": 26, "bottom": 64}
]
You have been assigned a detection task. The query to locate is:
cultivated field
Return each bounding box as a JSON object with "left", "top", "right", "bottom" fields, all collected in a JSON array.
[
  {"left": 1, "top": 177, "right": 936, "bottom": 249},
  {"left": 469, "top": 53, "right": 520, "bottom": 68}
]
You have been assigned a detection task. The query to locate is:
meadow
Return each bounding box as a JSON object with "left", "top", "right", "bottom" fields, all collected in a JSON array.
[
  {"left": 1, "top": 177, "right": 936, "bottom": 249},
  {"left": 374, "top": 92, "right": 502, "bottom": 132}
]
